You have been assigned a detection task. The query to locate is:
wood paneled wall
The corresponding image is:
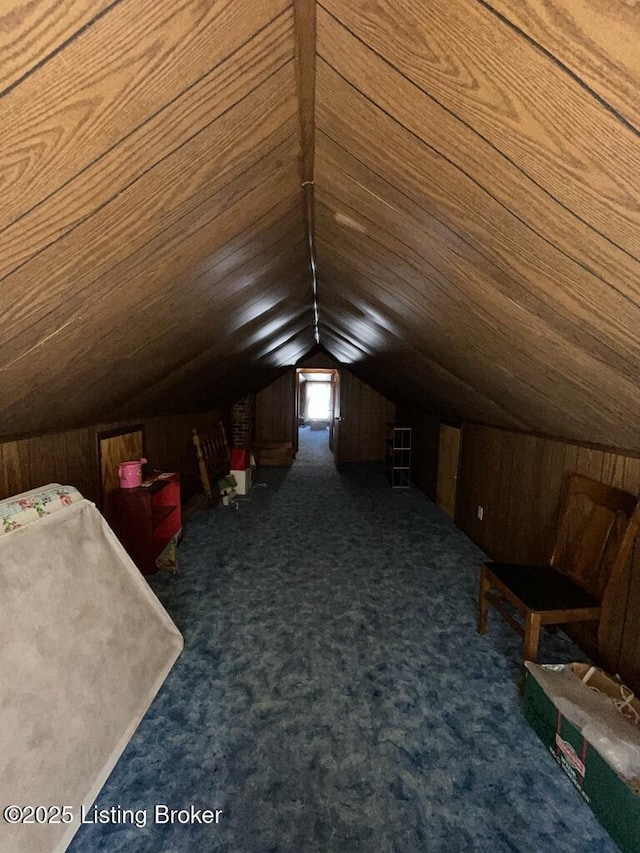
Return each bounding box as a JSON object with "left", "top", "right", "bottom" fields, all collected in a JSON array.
[
  {"left": 0, "top": 428, "right": 95, "bottom": 503},
  {"left": 145, "top": 411, "right": 229, "bottom": 503},
  {"left": 455, "top": 423, "right": 640, "bottom": 689},
  {"left": 0, "top": 409, "right": 226, "bottom": 506},
  {"left": 337, "top": 369, "right": 395, "bottom": 463},
  {"left": 255, "top": 362, "right": 394, "bottom": 461},
  {"left": 255, "top": 370, "right": 297, "bottom": 443},
  {"left": 395, "top": 408, "right": 440, "bottom": 501}
]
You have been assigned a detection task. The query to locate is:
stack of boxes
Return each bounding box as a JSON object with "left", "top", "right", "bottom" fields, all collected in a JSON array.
[{"left": 230, "top": 448, "right": 252, "bottom": 496}]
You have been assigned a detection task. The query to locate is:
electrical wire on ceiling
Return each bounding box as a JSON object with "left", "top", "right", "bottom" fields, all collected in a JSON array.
[{"left": 302, "top": 179, "right": 320, "bottom": 344}]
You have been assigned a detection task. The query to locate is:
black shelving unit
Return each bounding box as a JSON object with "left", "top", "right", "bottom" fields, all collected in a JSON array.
[{"left": 383, "top": 424, "right": 412, "bottom": 489}]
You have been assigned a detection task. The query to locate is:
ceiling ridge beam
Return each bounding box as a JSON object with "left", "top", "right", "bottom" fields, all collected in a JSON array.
[{"left": 294, "top": 0, "right": 320, "bottom": 344}]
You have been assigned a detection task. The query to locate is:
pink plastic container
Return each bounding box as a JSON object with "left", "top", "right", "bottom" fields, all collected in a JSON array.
[{"left": 118, "top": 458, "right": 147, "bottom": 489}]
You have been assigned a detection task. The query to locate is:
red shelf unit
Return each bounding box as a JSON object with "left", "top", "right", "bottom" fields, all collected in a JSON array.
[{"left": 107, "top": 473, "right": 181, "bottom": 575}]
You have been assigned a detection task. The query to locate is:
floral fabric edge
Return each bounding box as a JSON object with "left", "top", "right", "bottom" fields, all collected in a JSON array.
[{"left": 0, "top": 485, "right": 83, "bottom": 536}]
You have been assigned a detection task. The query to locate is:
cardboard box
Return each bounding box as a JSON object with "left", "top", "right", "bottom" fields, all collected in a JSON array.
[
  {"left": 231, "top": 468, "right": 251, "bottom": 496},
  {"left": 523, "top": 662, "right": 640, "bottom": 853},
  {"left": 253, "top": 442, "right": 295, "bottom": 467}
]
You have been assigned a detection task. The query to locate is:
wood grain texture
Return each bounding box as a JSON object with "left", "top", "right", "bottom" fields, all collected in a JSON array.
[
  {"left": 2, "top": 0, "right": 640, "bottom": 478},
  {"left": 98, "top": 428, "right": 144, "bottom": 510},
  {"left": 320, "top": 315, "right": 525, "bottom": 430},
  {"left": 485, "top": 0, "right": 640, "bottom": 132},
  {"left": 0, "top": 410, "right": 226, "bottom": 505},
  {"left": 337, "top": 369, "right": 395, "bottom": 463},
  {"left": 316, "top": 16, "right": 640, "bottom": 312},
  {"left": 293, "top": 0, "right": 316, "bottom": 184},
  {"left": 293, "top": 0, "right": 320, "bottom": 344},
  {"left": 314, "top": 8, "right": 640, "bottom": 449},
  {"left": 254, "top": 364, "right": 395, "bottom": 461},
  {"left": 0, "top": 0, "right": 289, "bottom": 229},
  {"left": 0, "top": 428, "right": 94, "bottom": 501},
  {"left": 0, "top": 74, "right": 308, "bottom": 435},
  {"left": 144, "top": 410, "right": 229, "bottom": 502},
  {"left": 2, "top": 66, "right": 299, "bottom": 356},
  {"left": 0, "top": 0, "right": 111, "bottom": 93},
  {"left": 319, "top": 0, "right": 640, "bottom": 257},
  {"left": 395, "top": 408, "right": 440, "bottom": 501},
  {"left": 316, "top": 195, "right": 628, "bottom": 438},
  {"left": 255, "top": 370, "right": 297, "bottom": 443},
  {"left": 436, "top": 425, "right": 461, "bottom": 518},
  {"left": 0, "top": 1, "right": 310, "bottom": 439},
  {"left": 316, "top": 189, "right": 640, "bottom": 442},
  {"left": 0, "top": 9, "right": 295, "bottom": 282}
]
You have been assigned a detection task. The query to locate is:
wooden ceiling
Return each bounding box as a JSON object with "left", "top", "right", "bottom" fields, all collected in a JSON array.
[{"left": 2, "top": 1, "right": 639, "bottom": 450}]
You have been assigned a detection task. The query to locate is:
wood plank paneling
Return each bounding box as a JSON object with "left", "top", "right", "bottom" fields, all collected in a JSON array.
[
  {"left": 436, "top": 425, "right": 461, "bottom": 518},
  {"left": 313, "top": 59, "right": 640, "bottom": 446},
  {"left": 337, "top": 369, "right": 395, "bottom": 463},
  {"left": 294, "top": 0, "right": 316, "bottom": 184},
  {"left": 0, "top": 133, "right": 311, "bottom": 435},
  {"left": 3, "top": 65, "right": 298, "bottom": 355},
  {"left": 318, "top": 257, "right": 530, "bottom": 430},
  {"left": 255, "top": 370, "right": 297, "bottom": 443},
  {"left": 0, "top": 410, "right": 226, "bottom": 505},
  {"left": 0, "top": 9, "right": 295, "bottom": 282},
  {"left": 254, "top": 364, "right": 395, "bottom": 462},
  {"left": 2, "top": 0, "right": 640, "bottom": 491},
  {"left": 0, "top": 2, "right": 309, "bottom": 438},
  {"left": 456, "top": 423, "right": 640, "bottom": 689},
  {"left": 27, "top": 434, "right": 59, "bottom": 488},
  {"left": 486, "top": 0, "right": 640, "bottom": 131},
  {"left": 0, "top": 430, "right": 94, "bottom": 501},
  {"left": 0, "top": 0, "right": 289, "bottom": 229},
  {"left": 62, "top": 428, "right": 95, "bottom": 500},
  {"left": 320, "top": 0, "right": 639, "bottom": 255},
  {"left": 144, "top": 410, "right": 230, "bottom": 502},
  {"left": 0, "top": 440, "right": 28, "bottom": 498},
  {"left": 0, "top": 0, "right": 111, "bottom": 93},
  {"left": 313, "top": 2, "right": 640, "bottom": 454},
  {"left": 396, "top": 408, "right": 440, "bottom": 501},
  {"left": 316, "top": 9, "right": 640, "bottom": 303}
]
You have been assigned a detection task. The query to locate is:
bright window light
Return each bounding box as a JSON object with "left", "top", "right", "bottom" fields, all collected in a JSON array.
[{"left": 307, "top": 382, "right": 331, "bottom": 420}]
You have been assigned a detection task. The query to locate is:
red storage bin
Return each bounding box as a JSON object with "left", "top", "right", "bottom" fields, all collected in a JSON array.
[{"left": 230, "top": 449, "right": 249, "bottom": 470}]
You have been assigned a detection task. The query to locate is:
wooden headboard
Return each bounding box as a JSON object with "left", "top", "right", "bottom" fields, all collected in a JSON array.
[{"left": 192, "top": 423, "right": 230, "bottom": 502}]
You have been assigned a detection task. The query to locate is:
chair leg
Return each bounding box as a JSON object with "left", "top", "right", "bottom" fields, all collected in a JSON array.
[
  {"left": 523, "top": 612, "right": 542, "bottom": 662},
  {"left": 477, "top": 566, "right": 490, "bottom": 635}
]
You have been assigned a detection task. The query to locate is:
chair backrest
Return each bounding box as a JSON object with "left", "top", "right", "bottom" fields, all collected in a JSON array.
[
  {"left": 550, "top": 473, "right": 636, "bottom": 601},
  {"left": 598, "top": 500, "right": 640, "bottom": 659},
  {"left": 192, "top": 423, "right": 231, "bottom": 502}
]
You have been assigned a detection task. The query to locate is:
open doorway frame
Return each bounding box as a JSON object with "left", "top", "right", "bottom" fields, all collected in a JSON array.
[{"left": 295, "top": 368, "right": 340, "bottom": 464}]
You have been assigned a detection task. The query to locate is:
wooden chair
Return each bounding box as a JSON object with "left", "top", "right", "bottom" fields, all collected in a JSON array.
[
  {"left": 192, "top": 423, "right": 231, "bottom": 503},
  {"left": 477, "top": 473, "right": 637, "bottom": 662}
]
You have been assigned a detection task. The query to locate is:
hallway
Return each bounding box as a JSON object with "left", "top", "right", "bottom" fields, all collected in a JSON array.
[
  {"left": 296, "top": 423, "right": 334, "bottom": 465},
  {"left": 70, "top": 432, "right": 615, "bottom": 852}
]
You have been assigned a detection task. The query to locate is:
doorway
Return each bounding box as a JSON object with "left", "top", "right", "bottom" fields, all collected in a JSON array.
[
  {"left": 436, "top": 424, "right": 461, "bottom": 518},
  {"left": 296, "top": 369, "right": 340, "bottom": 460}
]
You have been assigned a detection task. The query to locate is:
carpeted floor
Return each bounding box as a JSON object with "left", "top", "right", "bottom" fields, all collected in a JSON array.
[{"left": 69, "top": 427, "right": 617, "bottom": 852}]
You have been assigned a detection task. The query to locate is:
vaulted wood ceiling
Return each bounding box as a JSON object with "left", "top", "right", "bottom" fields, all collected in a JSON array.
[{"left": 2, "top": 1, "right": 639, "bottom": 449}]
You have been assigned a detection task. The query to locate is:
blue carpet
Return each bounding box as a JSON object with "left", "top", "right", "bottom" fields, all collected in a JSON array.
[{"left": 69, "top": 428, "right": 617, "bottom": 852}]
